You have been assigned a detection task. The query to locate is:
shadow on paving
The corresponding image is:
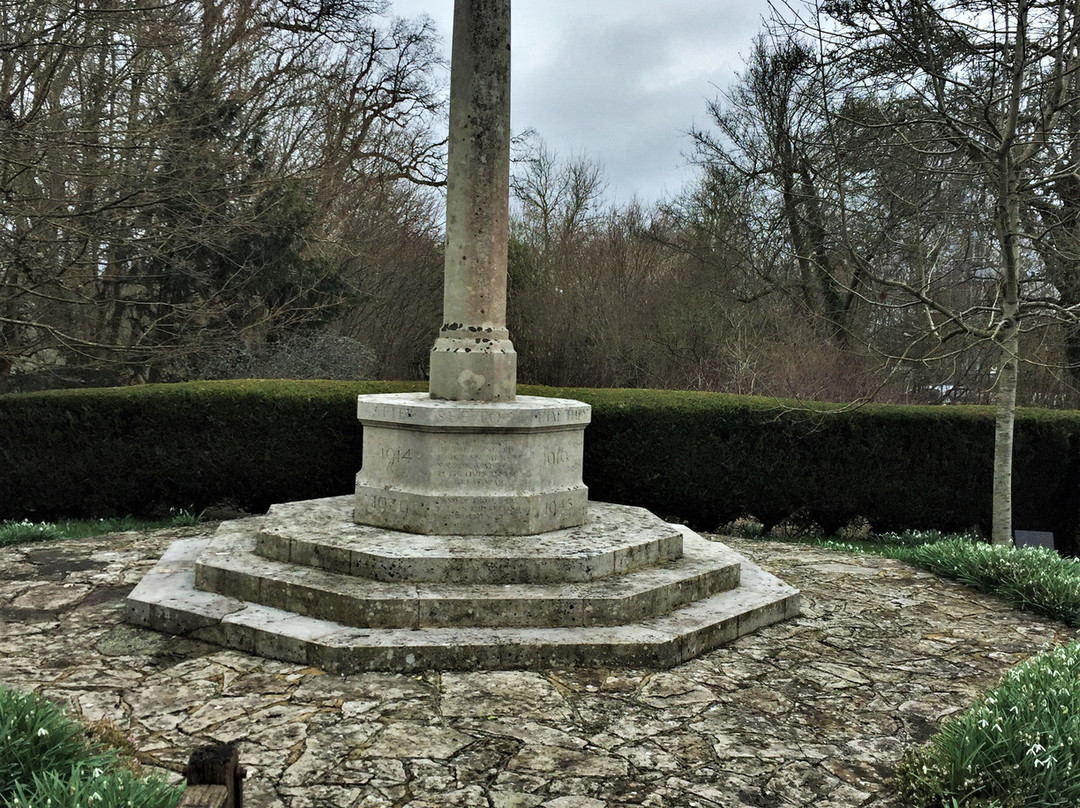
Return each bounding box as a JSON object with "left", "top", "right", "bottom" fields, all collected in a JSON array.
[{"left": 0, "top": 525, "right": 1071, "bottom": 808}]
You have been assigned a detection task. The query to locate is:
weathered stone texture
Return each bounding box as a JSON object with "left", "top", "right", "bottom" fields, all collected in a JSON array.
[
  {"left": 354, "top": 394, "right": 590, "bottom": 535},
  {"left": 429, "top": 0, "right": 515, "bottom": 402},
  {"left": 2, "top": 526, "right": 1071, "bottom": 806},
  {"left": 130, "top": 504, "right": 797, "bottom": 671}
]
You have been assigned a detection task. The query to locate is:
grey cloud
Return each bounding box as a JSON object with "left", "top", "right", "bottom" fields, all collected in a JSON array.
[{"left": 390, "top": 0, "right": 770, "bottom": 202}]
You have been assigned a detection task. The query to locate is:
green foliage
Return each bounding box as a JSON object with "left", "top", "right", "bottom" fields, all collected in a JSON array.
[
  {"left": 897, "top": 640, "right": 1080, "bottom": 808},
  {"left": 809, "top": 532, "right": 1080, "bottom": 626},
  {"left": 1, "top": 382, "right": 1078, "bottom": 549},
  {"left": 0, "top": 686, "right": 181, "bottom": 808},
  {"left": 56, "top": 511, "right": 200, "bottom": 542},
  {"left": 876, "top": 529, "right": 983, "bottom": 548},
  {"left": 8, "top": 762, "right": 182, "bottom": 808},
  {"left": 720, "top": 516, "right": 766, "bottom": 540},
  {"left": 0, "top": 379, "right": 423, "bottom": 520},
  {"left": 0, "top": 688, "right": 114, "bottom": 805},
  {"left": 739, "top": 526, "right": 981, "bottom": 559},
  {"left": 0, "top": 521, "right": 64, "bottom": 547},
  {"left": 570, "top": 387, "right": 1080, "bottom": 544},
  {"left": 812, "top": 529, "right": 983, "bottom": 558},
  {"left": 901, "top": 541, "right": 1080, "bottom": 627},
  {"left": 0, "top": 512, "right": 198, "bottom": 548}
]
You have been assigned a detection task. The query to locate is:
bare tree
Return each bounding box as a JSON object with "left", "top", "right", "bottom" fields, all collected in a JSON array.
[
  {"left": 0, "top": 0, "right": 447, "bottom": 390},
  {"left": 781, "top": 0, "right": 1080, "bottom": 543},
  {"left": 689, "top": 33, "right": 870, "bottom": 349}
]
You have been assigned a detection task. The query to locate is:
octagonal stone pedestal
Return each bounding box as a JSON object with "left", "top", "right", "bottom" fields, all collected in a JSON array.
[{"left": 354, "top": 393, "right": 590, "bottom": 535}]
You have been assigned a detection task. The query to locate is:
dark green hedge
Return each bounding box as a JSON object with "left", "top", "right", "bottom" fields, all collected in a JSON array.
[
  {"left": 1, "top": 381, "right": 1078, "bottom": 549},
  {"left": 0, "top": 380, "right": 421, "bottom": 521},
  {"left": 571, "top": 389, "right": 1080, "bottom": 548}
]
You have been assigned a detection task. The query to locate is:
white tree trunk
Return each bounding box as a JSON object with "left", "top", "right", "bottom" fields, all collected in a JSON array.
[{"left": 991, "top": 313, "right": 1019, "bottom": 546}]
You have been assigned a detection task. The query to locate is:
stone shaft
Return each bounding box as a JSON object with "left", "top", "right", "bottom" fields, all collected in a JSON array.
[{"left": 429, "top": 0, "right": 516, "bottom": 402}]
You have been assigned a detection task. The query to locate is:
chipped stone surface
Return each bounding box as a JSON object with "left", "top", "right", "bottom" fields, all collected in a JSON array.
[
  {"left": 257, "top": 498, "right": 683, "bottom": 585},
  {"left": 133, "top": 511, "right": 797, "bottom": 671},
  {"left": 1, "top": 526, "right": 1075, "bottom": 806},
  {"left": 12, "top": 581, "right": 92, "bottom": 610}
]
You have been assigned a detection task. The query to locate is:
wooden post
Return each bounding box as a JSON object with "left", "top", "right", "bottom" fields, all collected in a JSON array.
[
  {"left": 178, "top": 785, "right": 228, "bottom": 808},
  {"left": 183, "top": 743, "right": 245, "bottom": 808}
]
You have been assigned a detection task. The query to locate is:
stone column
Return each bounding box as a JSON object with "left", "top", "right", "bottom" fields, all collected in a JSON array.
[
  {"left": 428, "top": 0, "right": 517, "bottom": 402},
  {"left": 352, "top": 0, "right": 589, "bottom": 535}
]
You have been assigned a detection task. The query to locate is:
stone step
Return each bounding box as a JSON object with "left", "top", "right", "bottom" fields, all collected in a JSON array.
[
  {"left": 195, "top": 521, "right": 741, "bottom": 629},
  {"left": 126, "top": 526, "right": 801, "bottom": 672},
  {"left": 255, "top": 497, "right": 683, "bottom": 584}
]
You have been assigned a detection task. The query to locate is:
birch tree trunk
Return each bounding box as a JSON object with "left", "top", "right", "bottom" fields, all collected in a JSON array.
[
  {"left": 991, "top": 152, "right": 1023, "bottom": 546},
  {"left": 992, "top": 313, "right": 1019, "bottom": 545}
]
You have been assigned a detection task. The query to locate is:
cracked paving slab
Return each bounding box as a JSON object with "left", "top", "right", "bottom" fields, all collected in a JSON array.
[{"left": 0, "top": 524, "right": 1074, "bottom": 807}]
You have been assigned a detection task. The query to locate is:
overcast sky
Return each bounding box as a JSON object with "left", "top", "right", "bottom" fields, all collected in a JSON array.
[{"left": 387, "top": 0, "right": 771, "bottom": 205}]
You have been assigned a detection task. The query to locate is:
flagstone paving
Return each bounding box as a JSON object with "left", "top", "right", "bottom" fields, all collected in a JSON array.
[{"left": 1, "top": 525, "right": 1074, "bottom": 807}]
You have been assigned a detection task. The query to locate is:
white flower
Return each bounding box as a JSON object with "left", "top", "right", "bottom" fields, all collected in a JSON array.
[{"left": 36, "top": 727, "right": 49, "bottom": 737}]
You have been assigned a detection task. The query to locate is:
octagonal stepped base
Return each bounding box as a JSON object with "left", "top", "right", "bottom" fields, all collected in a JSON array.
[
  {"left": 255, "top": 499, "right": 685, "bottom": 584},
  {"left": 195, "top": 522, "right": 741, "bottom": 630},
  {"left": 127, "top": 497, "right": 800, "bottom": 671}
]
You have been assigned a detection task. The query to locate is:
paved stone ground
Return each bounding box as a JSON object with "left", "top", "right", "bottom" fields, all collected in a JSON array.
[{"left": 1, "top": 525, "right": 1075, "bottom": 807}]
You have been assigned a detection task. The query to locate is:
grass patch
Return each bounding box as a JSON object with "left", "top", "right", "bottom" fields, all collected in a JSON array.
[
  {"left": 729, "top": 519, "right": 981, "bottom": 560},
  {"left": 754, "top": 523, "right": 1080, "bottom": 627},
  {"left": 809, "top": 530, "right": 983, "bottom": 560},
  {"left": 755, "top": 526, "right": 1080, "bottom": 804},
  {"left": 0, "top": 510, "right": 201, "bottom": 548},
  {"left": 55, "top": 510, "right": 201, "bottom": 541},
  {"left": 897, "top": 639, "right": 1080, "bottom": 807},
  {"left": 0, "top": 521, "right": 64, "bottom": 547},
  {"left": 902, "top": 540, "right": 1080, "bottom": 628},
  {"left": 9, "top": 762, "right": 182, "bottom": 808},
  {"left": 0, "top": 686, "right": 182, "bottom": 808}
]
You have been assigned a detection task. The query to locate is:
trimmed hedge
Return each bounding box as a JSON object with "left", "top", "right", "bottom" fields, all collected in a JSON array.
[
  {"left": 574, "top": 389, "right": 1080, "bottom": 546},
  {"left": 1, "top": 381, "right": 1078, "bottom": 548},
  {"left": 0, "top": 380, "right": 420, "bottom": 521}
]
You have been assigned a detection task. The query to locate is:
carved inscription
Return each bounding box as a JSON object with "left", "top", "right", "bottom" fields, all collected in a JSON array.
[
  {"left": 434, "top": 408, "right": 504, "bottom": 425},
  {"left": 456, "top": 500, "right": 529, "bottom": 519},
  {"left": 368, "top": 404, "right": 414, "bottom": 420},
  {"left": 544, "top": 448, "right": 570, "bottom": 465},
  {"left": 433, "top": 443, "right": 517, "bottom": 485},
  {"left": 366, "top": 495, "right": 409, "bottom": 515},
  {"left": 544, "top": 496, "right": 579, "bottom": 518},
  {"left": 534, "top": 407, "right": 589, "bottom": 425},
  {"left": 378, "top": 446, "right": 413, "bottom": 466}
]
